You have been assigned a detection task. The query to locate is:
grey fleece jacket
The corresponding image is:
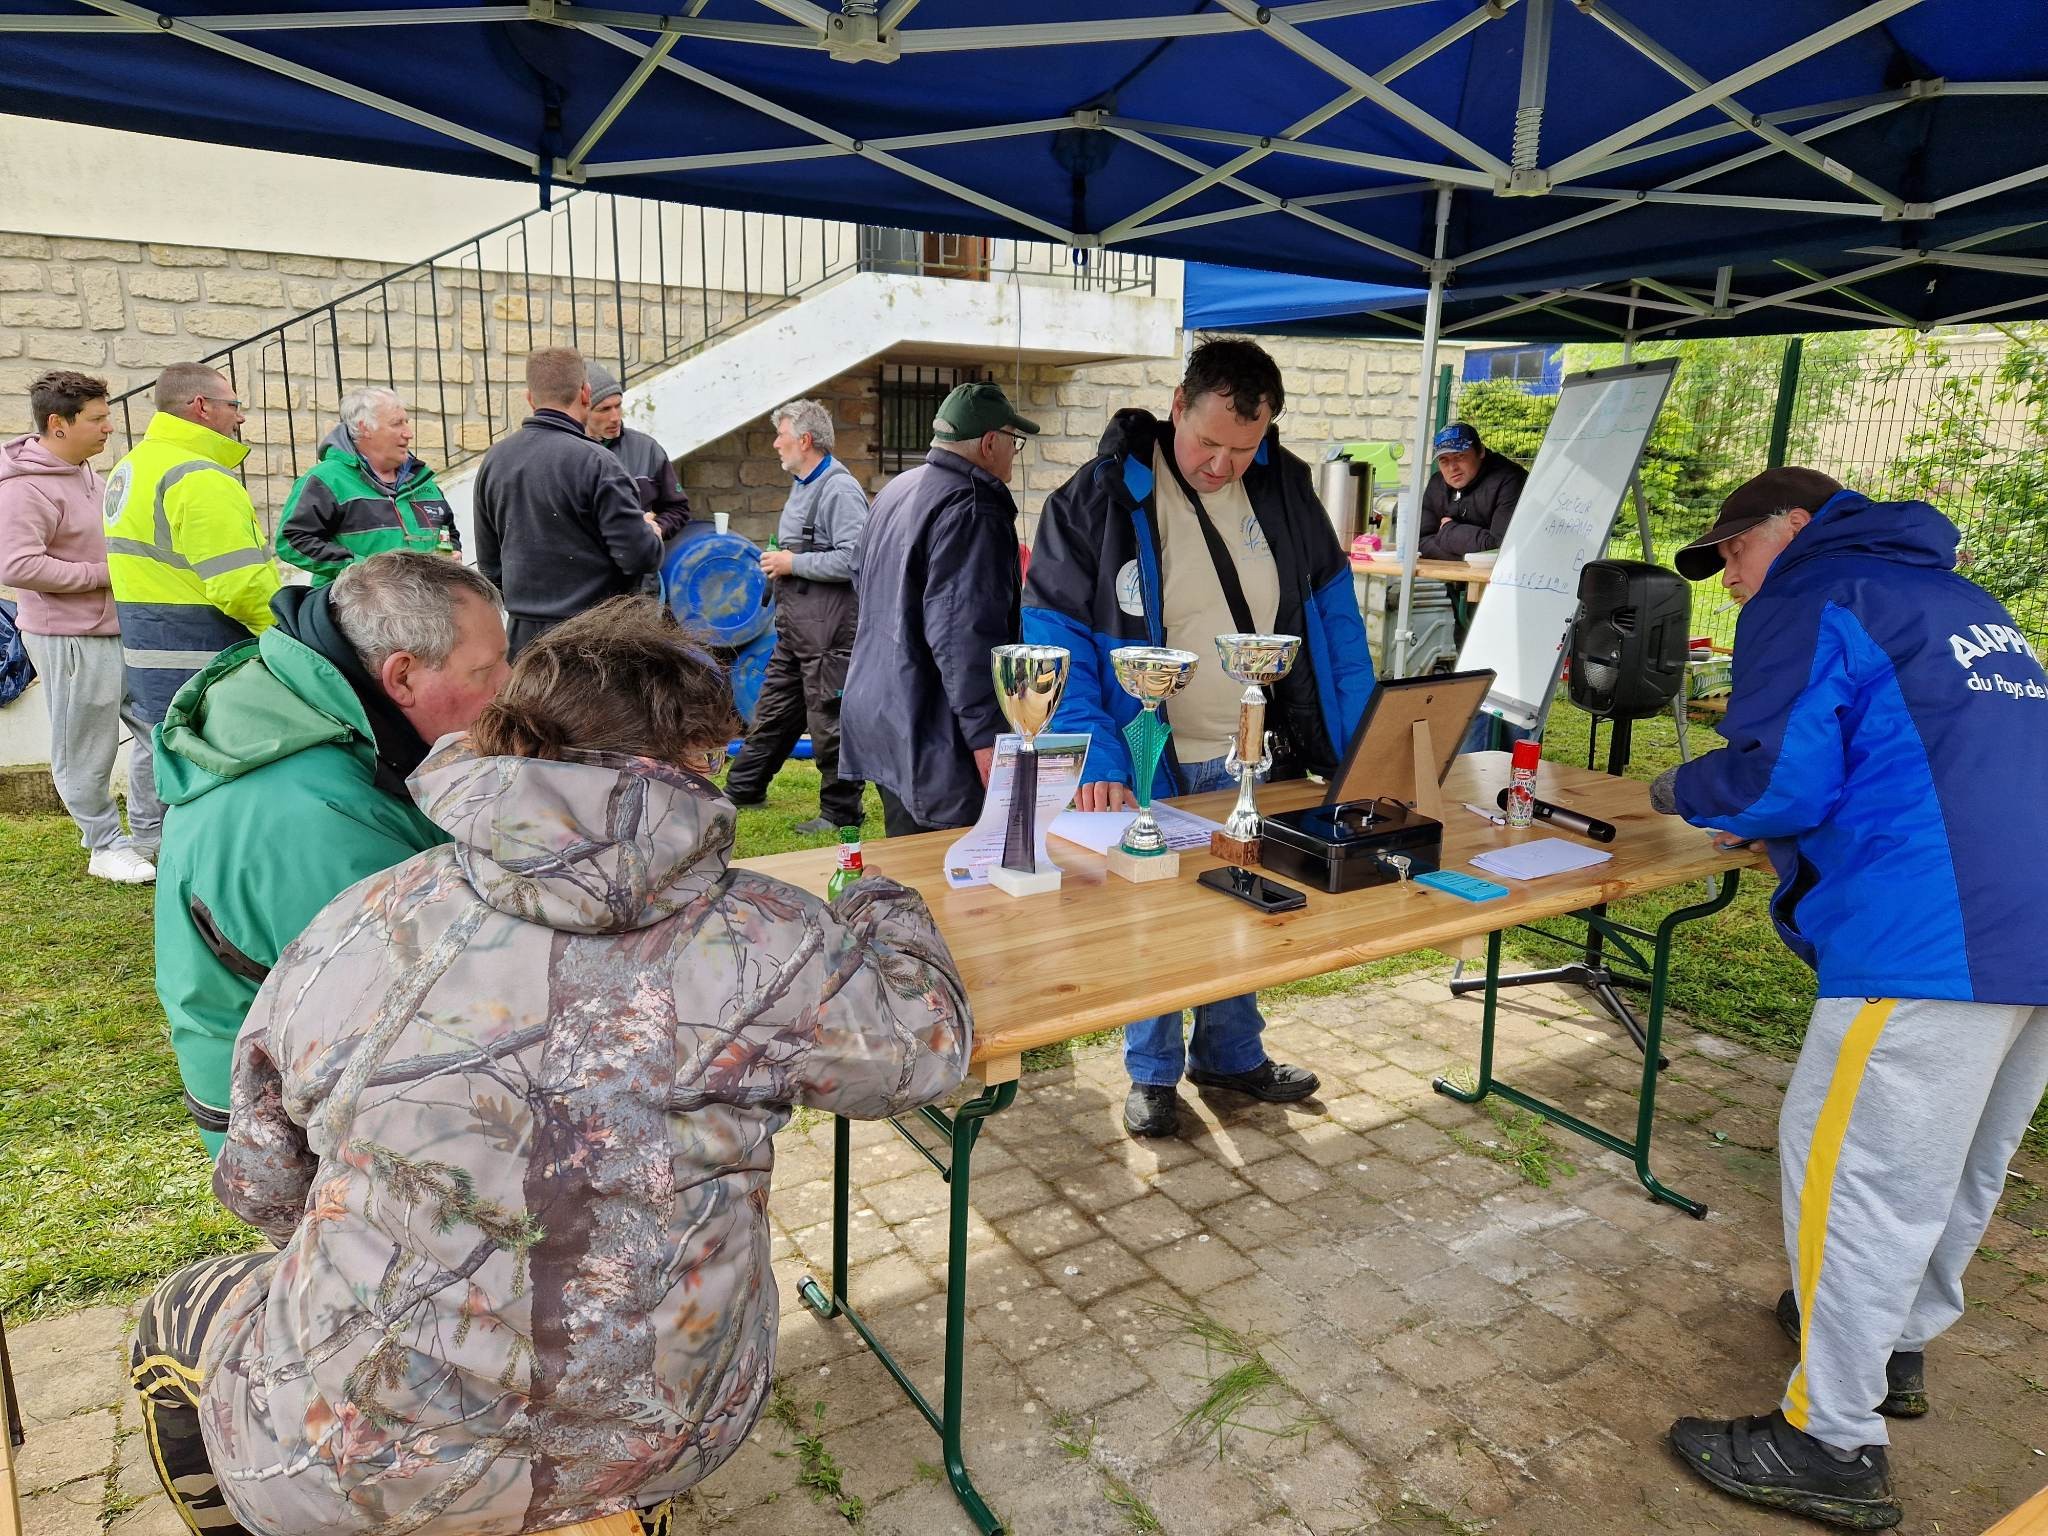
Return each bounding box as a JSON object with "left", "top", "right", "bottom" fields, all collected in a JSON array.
[{"left": 772, "top": 456, "right": 869, "bottom": 582}]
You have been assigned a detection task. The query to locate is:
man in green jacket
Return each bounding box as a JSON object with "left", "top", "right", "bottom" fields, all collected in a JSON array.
[
  {"left": 152, "top": 550, "right": 509, "bottom": 1152},
  {"left": 274, "top": 388, "right": 458, "bottom": 583}
]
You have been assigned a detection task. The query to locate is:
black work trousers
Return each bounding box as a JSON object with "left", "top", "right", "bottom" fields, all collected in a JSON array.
[{"left": 726, "top": 576, "right": 865, "bottom": 826}]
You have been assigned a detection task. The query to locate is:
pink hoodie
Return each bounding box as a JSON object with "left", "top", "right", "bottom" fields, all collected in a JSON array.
[{"left": 0, "top": 433, "right": 116, "bottom": 637}]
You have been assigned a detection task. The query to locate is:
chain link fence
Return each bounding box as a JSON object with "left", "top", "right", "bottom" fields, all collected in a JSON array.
[{"left": 1453, "top": 325, "right": 2048, "bottom": 655}]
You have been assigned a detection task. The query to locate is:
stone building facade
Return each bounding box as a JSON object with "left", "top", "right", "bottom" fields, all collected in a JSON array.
[{"left": 0, "top": 228, "right": 1441, "bottom": 550}]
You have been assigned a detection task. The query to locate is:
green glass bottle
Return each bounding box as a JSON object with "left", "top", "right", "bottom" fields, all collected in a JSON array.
[{"left": 827, "top": 826, "right": 863, "bottom": 902}]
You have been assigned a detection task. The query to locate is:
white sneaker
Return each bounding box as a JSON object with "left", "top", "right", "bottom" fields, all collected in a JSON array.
[{"left": 88, "top": 846, "right": 156, "bottom": 884}]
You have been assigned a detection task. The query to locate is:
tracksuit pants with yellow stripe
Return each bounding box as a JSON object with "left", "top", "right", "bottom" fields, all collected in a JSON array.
[{"left": 1780, "top": 996, "right": 2048, "bottom": 1450}]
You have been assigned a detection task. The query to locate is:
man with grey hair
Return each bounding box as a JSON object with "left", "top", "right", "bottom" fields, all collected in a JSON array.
[
  {"left": 474, "top": 347, "right": 658, "bottom": 657},
  {"left": 151, "top": 549, "right": 509, "bottom": 1153},
  {"left": 275, "top": 386, "right": 457, "bottom": 583},
  {"left": 725, "top": 398, "right": 870, "bottom": 834}
]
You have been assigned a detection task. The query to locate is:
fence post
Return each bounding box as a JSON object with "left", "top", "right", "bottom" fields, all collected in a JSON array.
[
  {"left": 1766, "top": 337, "right": 1803, "bottom": 468},
  {"left": 1435, "top": 363, "right": 1454, "bottom": 432}
]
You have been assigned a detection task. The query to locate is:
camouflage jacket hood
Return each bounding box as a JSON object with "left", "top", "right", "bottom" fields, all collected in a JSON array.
[{"left": 202, "top": 739, "right": 973, "bottom": 1535}]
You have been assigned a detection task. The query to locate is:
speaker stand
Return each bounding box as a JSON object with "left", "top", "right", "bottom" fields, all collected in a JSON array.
[{"left": 1450, "top": 714, "right": 1665, "bottom": 1068}]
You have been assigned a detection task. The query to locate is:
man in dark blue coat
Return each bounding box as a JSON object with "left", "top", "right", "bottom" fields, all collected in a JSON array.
[
  {"left": 1025, "top": 338, "right": 1375, "bottom": 1140},
  {"left": 1654, "top": 467, "right": 2048, "bottom": 1532},
  {"left": 840, "top": 382, "right": 1037, "bottom": 836}
]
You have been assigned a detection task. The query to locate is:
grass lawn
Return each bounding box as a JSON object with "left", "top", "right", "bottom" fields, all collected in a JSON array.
[{"left": 4, "top": 725, "right": 2038, "bottom": 1320}]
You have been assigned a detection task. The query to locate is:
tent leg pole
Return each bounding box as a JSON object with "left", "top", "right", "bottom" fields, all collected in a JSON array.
[{"left": 1394, "top": 186, "right": 1452, "bottom": 680}]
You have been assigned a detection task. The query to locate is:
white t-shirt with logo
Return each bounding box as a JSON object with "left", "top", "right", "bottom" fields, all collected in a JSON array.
[{"left": 1149, "top": 446, "right": 1281, "bottom": 765}]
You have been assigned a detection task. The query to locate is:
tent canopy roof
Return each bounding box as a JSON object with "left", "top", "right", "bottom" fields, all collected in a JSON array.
[{"left": 7, "top": 0, "right": 2048, "bottom": 332}]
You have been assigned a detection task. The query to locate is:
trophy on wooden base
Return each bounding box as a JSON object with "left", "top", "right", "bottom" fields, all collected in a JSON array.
[
  {"left": 987, "top": 643, "right": 1071, "bottom": 897},
  {"left": 1106, "top": 645, "right": 1201, "bottom": 883},
  {"left": 1209, "top": 633, "right": 1301, "bottom": 867}
]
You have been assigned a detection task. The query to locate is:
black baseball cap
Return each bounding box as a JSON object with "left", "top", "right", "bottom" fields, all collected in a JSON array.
[{"left": 1673, "top": 466, "right": 1843, "bottom": 580}]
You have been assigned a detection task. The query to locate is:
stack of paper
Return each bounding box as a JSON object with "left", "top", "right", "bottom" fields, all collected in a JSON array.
[{"left": 1469, "top": 837, "right": 1613, "bottom": 881}]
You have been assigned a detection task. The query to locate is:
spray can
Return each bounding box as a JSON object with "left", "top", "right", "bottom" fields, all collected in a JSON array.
[
  {"left": 1505, "top": 739, "right": 1540, "bottom": 829},
  {"left": 827, "top": 826, "right": 863, "bottom": 902}
]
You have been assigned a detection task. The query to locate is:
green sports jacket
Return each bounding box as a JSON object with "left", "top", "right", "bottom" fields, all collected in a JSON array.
[
  {"left": 151, "top": 621, "right": 447, "bottom": 1153},
  {"left": 274, "top": 427, "right": 456, "bottom": 584}
]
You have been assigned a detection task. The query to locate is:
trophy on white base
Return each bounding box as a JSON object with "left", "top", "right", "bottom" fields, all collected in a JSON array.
[{"left": 987, "top": 644, "right": 1071, "bottom": 897}]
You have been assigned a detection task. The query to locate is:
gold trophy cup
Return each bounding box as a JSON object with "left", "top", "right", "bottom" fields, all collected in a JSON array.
[{"left": 988, "top": 643, "right": 1071, "bottom": 897}]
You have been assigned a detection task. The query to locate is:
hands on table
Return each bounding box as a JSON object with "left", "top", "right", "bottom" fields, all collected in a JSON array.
[
  {"left": 1074, "top": 780, "right": 1135, "bottom": 813},
  {"left": 1709, "top": 830, "right": 1757, "bottom": 851}
]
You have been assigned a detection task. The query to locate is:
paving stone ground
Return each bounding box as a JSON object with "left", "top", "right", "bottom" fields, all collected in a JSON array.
[{"left": 13, "top": 972, "right": 2048, "bottom": 1534}]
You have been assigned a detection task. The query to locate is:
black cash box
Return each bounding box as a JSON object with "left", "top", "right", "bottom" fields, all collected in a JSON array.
[{"left": 1259, "top": 798, "right": 1444, "bottom": 894}]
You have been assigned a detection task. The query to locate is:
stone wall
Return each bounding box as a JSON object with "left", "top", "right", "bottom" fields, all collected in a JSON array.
[
  {"left": 0, "top": 228, "right": 1442, "bottom": 546},
  {"left": 683, "top": 335, "right": 1440, "bottom": 546}
]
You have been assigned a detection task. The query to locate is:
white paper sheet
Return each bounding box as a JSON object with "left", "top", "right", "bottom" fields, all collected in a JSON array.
[
  {"left": 942, "top": 734, "right": 1089, "bottom": 888},
  {"left": 1468, "top": 837, "right": 1613, "bottom": 881},
  {"left": 1047, "top": 803, "right": 1225, "bottom": 855}
]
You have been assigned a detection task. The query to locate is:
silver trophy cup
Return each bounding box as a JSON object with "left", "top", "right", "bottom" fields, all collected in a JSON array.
[
  {"left": 1213, "top": 633, "right": 1301, "bottom": 857},
  {"left": 1108, "top": 646, "right": 1201, "bottom": 859}
]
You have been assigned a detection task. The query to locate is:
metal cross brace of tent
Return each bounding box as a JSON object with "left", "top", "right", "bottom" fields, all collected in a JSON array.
[{"left": 14, "top": 0, "right": 2048, "bottom": 672}]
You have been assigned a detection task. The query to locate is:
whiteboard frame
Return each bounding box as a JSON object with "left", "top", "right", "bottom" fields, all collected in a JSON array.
[{"left": 1460, "top": 356, "right": 1681, "bottom": 731}]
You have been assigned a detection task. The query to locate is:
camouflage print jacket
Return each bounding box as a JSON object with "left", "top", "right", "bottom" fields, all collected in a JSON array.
[{"left": 203, "top": 740, "right": 973, "bottom": 1536}]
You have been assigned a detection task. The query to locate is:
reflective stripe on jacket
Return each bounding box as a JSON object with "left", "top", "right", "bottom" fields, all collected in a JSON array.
[
  {"left": 104, "top": 412, "right": 279, "bottom": 719},
  {"left": 274, "top": 426, "right": 455, "bottom": 584}
]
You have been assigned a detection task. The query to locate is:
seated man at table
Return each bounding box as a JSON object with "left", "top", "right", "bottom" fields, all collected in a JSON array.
[
  {"left": 1417, "top": 421, "right": 1525, "bottom": 559},
  {"left": 1025, "top": 337, "right": 1374, "bottom": 1139},
  {"left": 1651, "top": 467, "right": 2048, "bottom": 1531}
]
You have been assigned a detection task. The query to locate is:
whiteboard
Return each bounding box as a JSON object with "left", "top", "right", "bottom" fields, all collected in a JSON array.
[{"left": 1456, "top": 359, "right": 1680, "bottom": 729}]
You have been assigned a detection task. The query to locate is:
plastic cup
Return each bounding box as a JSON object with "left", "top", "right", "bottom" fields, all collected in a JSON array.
[{"left": 713, "top": 512, "right": 730, "bottom": 534}]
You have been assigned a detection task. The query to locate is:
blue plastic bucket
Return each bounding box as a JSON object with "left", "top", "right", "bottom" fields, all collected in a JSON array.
[
  {"left": 726, "top": 629, "right": 778, "bottom": 724},
  {"left": 662, "top": 523, "right": 774, "bottom": 648}
]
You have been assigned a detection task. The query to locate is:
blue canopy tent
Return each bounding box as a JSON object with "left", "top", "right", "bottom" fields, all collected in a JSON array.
[{"left": 8, "top": 0, "right": 2044, "bottom": 673}]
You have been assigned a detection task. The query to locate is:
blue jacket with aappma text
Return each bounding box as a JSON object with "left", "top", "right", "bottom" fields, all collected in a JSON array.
[{"left": 1673, "top": 489, "right": 2048, "bottom": 1004}]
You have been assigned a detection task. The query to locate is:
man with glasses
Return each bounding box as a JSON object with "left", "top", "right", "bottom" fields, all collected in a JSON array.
[
  {"left": 841, "top": 380, "right": 1038, "bottom": 836},
  {"left": 725, "top": 398, "right": 871, "bottom": 836},
  {"left": 104, "top": 361, "right": 280, "bottom": 726}
]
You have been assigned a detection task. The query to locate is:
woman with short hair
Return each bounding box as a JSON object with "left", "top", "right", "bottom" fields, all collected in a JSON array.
[{"left": 131, "top": 595, "right": 973, "bottom": 1536}]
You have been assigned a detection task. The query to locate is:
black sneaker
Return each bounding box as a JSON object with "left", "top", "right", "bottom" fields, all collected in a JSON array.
[
  {"left": 1124, "top": 1084, "right": 1181, "bottom": 1138},
  {"left": 1185, "top": 1059, "right": 1319, "bottom": 1103},
  {"left": 1670, "top": 1409, "right": 1901, "bottom": 1530},
  {"left": 1774, "top": 1291, "right": 1928, "bottom": 1418},
  {"left": 792, "top": 816, "right": 838, "bottom": 836}
]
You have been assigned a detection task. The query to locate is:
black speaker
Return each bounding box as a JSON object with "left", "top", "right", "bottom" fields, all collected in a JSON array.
[{"left": 1568, "top": 560, "right": 1690, "bottom": 720}]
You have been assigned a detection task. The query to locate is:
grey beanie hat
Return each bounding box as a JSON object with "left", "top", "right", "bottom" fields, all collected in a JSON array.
[{"left": 587, "top": 365, "right": 624, "bottom": 407}]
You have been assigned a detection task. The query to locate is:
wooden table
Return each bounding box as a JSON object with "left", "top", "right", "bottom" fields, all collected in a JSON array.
[
  {"left": 738, "top": 753, "right": 1755, "bottom": 1535},
  {"left": 1351, "top": 553, "right": 1495, "bottom": 587}
]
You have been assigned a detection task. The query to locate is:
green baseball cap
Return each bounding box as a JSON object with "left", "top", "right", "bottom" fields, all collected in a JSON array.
[{"left": 931, "top": 381, "right": 1039, "bottom": 442}]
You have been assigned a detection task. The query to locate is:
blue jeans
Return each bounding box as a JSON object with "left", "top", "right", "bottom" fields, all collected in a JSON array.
[{"left": 1124, "top": 754, "right": 1270, "bottom": 1088}]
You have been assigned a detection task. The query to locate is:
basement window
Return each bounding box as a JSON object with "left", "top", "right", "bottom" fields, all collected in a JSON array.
[{"left": 877, "top": 362, "right": 991, "bottom": 474}]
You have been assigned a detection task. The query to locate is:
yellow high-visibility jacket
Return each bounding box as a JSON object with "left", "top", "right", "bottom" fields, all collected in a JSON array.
[{"left": 104, "top": 412, "right": 280, "bottom": 720}]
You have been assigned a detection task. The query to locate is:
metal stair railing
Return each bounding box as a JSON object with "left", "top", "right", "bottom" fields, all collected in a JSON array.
[{"left": 107, "top": 191, "right": 1154, "bottom": 529}]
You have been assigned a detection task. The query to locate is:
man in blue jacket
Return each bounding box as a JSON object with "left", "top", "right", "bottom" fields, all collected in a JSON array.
[
  {"left": 1025, "top": 338, "right": 1375, "bottom": 1139},
  {"left": 1653, "top": 467, "right": 2048, "bottom": 1531}
]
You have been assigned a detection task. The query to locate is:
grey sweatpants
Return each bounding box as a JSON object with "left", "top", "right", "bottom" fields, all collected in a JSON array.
[
  {"left": 21, "top": 630, "right": 163, "bottom": 856},
  {"left": 1779, "top": 995, "right": 2048, "bottom": 1450}
]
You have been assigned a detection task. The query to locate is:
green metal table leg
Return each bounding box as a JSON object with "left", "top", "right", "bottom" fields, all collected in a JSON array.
[
  {"left": 1433, "top": 928, "right": 1502, "bottom": 1103},
  {"left": 1431, "top": 872, "right": 1741, "bottom": 1218},
  {"left": 795, "top": 1079, "right": 1019, "bottom": 1535}
]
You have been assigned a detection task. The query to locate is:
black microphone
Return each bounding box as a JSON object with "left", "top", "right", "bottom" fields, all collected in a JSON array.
[{"left": 1496, "top": 788, "right": 1617, "bottom": 842}]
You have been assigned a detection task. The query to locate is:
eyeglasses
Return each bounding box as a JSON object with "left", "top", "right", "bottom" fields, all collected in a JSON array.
[
  {"left": 200, "top": 396, "right": 243, "bottom": 410},
  {"left": 999, "top": 430, "right": 1028, "bottom": 450}
]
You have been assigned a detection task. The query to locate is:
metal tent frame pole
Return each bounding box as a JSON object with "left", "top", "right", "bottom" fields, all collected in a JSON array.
[{"left": 1392, "top": 185, "right": 1451, "bottom": 679}]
